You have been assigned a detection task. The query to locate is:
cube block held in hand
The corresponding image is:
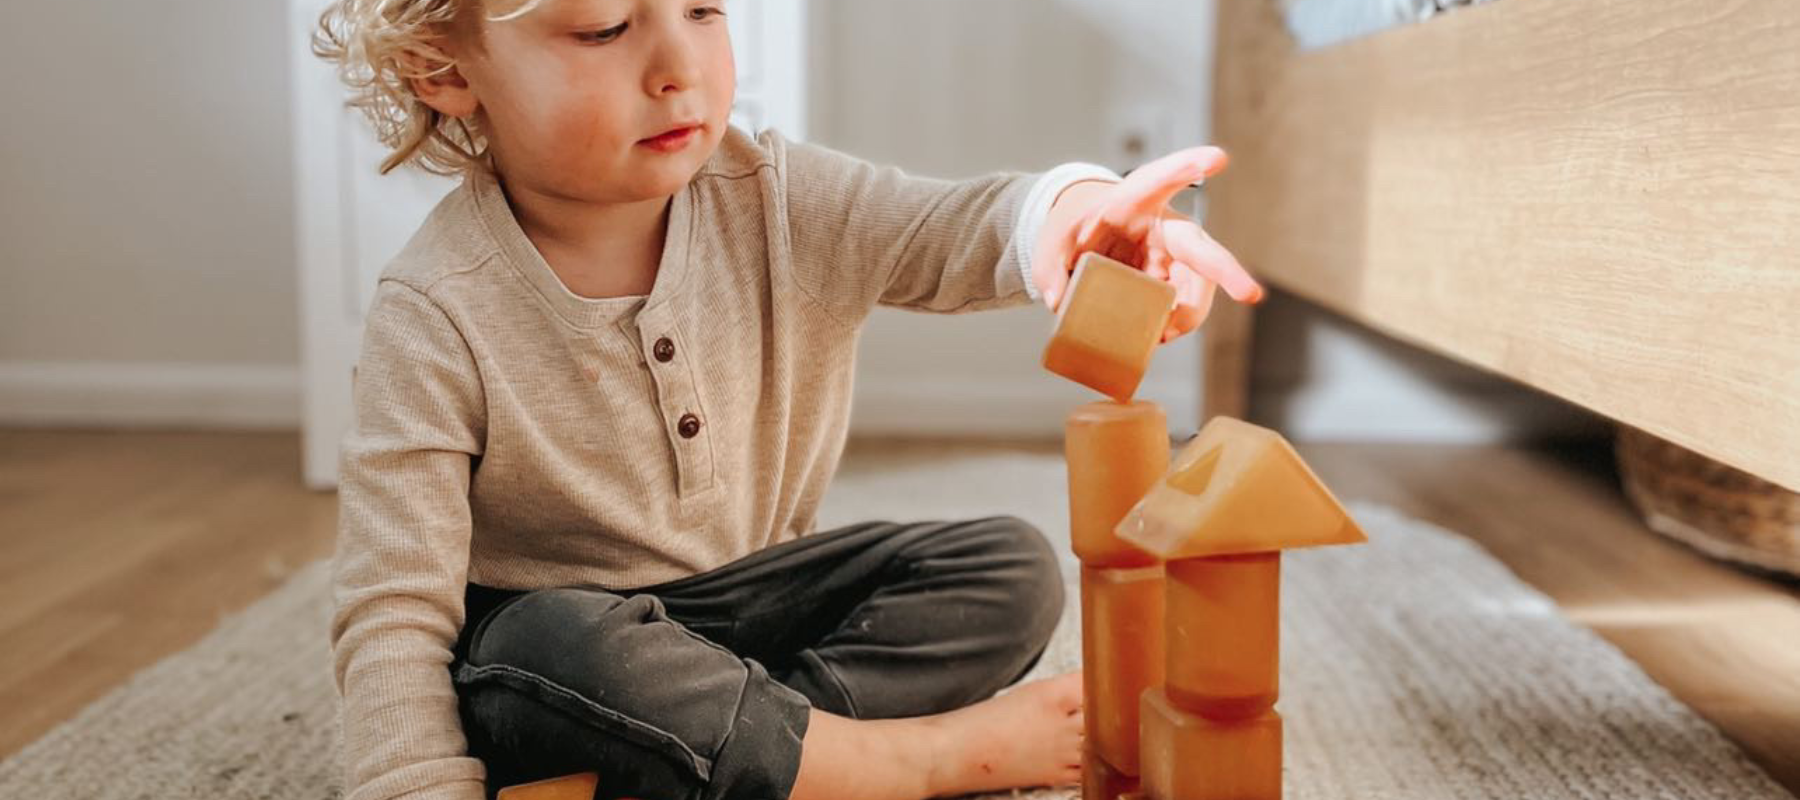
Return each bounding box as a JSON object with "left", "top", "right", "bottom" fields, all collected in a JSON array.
[{"left": 1043, "top": 253, "right": 1177, "bottom": 401}]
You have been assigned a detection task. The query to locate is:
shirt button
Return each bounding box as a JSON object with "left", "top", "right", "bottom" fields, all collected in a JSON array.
[
  {"left": 653, "top": 337, "right": 676, "bottom": 363},
  {"left": 678, "top": 413, "right": 702, "bottom": 439}
]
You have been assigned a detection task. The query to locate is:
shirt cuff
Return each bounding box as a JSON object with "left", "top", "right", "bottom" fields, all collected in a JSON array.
[{"left": 1011, "top": 162, "right": 1123, "bottom": 303}]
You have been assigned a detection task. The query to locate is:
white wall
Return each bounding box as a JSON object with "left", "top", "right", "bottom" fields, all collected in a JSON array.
[
  {"left": 812, "top": 0, "right": 1214, "bottom": 439},
  {"left": 0, "top": 0, "right": 301, "bottom": 426},
  {"left": 0, "top": 0, "right": 1590, "bottom": 443}
]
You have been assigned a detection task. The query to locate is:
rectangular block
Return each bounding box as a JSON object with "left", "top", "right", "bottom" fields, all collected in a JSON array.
[
  {"left": 1166, "top": 554, "right": 1279, "bottom": 720},
  {"left": 496, "top": 772, "right": 598, "bottom": 800},
  {"left": 1042, "top": 252, "right": 1177, "bottom": 401},
  {"left": 1081, "top": 564, "right": 1167, "bottom": 776},
  {"left": 1083, "top": 745, "right": 1141, "bottom": 800},
  {"left": 1140, "top": 689, "right": 1282, "bottom": 800},
  {"left": 1066, "top": 400, "right": 1170, "bottom": 568},
  {"left": 1117, "top": 416, "right": 1367, "bottom": 560}
]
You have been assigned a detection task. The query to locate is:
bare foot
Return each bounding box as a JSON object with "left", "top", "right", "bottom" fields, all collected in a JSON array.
[
  {"left": 923, "top": 671, "right": 1085, "bottom": 796},
  {"left": 787, "top": 672, "right": 1085, "bottom": 800}
]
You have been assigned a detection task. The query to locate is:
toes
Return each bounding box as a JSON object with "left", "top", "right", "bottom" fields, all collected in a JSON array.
[{"left": 1055, "top": 679, "right": 1085, "bottom": 712}]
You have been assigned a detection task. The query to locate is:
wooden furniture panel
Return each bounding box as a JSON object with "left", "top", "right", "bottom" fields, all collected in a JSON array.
[{"left": 1206, "top": 0, "right": 1800, "bottom": 490}]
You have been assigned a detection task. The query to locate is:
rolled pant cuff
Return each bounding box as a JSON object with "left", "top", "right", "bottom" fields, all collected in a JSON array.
[{"left": 704, "top": 660, "right": 813, "bottom": 800}]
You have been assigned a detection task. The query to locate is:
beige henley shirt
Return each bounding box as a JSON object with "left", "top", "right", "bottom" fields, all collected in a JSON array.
[{"left": 331, "top": 126, "right": 1115, "bottom": 800}]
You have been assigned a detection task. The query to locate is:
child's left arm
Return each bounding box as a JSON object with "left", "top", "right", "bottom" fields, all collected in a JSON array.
[{"left": 1033, "top": 146, "right": 1266, "bottom": 343}]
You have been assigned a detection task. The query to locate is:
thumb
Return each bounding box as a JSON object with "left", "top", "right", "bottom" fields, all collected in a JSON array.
[
  {"left": 1032, "top": 230, "right": 1076, "bottom": 311},
  {"left": 1042, "top": 262, "right": 1072, "bottom": 311}
]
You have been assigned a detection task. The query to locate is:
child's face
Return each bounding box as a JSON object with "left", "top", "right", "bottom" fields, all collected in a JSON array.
[{"left": 455, "top": 0, "right": 736, "bottom": 203}]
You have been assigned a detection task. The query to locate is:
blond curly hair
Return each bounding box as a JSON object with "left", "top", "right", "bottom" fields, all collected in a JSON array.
[{"left": 313, "top": 0, "right": 547, "bottom": 175}]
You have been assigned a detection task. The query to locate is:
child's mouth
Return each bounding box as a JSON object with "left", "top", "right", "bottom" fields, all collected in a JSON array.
[{"left": 640, "top": 125, "right": 701, "bottom": 153}]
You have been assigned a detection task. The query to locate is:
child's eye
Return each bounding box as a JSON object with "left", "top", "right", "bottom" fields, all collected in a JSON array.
[
  {"left": 688, "top": 5, "right": 725, "bottom": 22},
  {"left": 574, "top": 22, "right": 628, "bottom": 44}
]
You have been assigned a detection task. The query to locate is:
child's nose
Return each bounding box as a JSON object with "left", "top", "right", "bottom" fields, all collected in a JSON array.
[{"left": 644, "top": 33, "right": 702, "bottom": 96}]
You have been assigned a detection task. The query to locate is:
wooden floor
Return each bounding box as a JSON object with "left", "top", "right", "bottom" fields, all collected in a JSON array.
[
  {"left": 1, "top": 430, "right": 1796, "bottom": 793},
  {"left": 0, "top": 430, "right": 339, "bottom": 758}
]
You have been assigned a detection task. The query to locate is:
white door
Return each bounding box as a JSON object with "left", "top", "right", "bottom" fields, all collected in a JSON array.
[{"left": 289, "top": 0, "right": 810, "bottom": 488}]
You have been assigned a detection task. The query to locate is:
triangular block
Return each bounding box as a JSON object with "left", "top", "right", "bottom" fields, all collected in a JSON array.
[{"left": 1116, "top": 416, "right": 1365, "bottom": 559}]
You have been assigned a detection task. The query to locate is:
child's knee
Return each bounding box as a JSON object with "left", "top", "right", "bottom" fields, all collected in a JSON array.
[
  {"left": 462, "top": 587, "right": 654, "bottom": 687},
  {"left": 977, "top": 515, "right": 1067, "bottom": 650}
]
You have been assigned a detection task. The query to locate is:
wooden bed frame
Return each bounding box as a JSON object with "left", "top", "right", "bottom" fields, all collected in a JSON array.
[{"left": 1202, "top": 0, "right": 1800, "bottom": 491}]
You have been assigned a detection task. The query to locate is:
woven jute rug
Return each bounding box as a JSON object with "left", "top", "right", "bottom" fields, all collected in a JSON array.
[{"left": 1, "top": 445, "right": 1789, "bottom": 799}]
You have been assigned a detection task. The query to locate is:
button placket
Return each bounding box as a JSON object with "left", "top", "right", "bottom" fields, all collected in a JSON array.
[{"left": 633, "top": 308, "right": 714, "bottom": 496}]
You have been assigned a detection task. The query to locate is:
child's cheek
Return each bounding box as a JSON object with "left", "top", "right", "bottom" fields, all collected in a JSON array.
[{"left": 549, "top": 93, "right": 627, "bottom": 161}]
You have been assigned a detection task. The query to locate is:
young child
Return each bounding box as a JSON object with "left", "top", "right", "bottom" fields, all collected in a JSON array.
[{"left": 315, "top": 1, "right": 1263, "bottom": 799}]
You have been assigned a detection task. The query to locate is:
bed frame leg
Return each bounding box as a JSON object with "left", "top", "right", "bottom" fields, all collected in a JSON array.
[{"left": 1203, "top": 296, "right": 1255, "bottom": 422}]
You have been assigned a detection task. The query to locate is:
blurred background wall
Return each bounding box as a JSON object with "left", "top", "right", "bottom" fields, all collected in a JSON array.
[
  {"left": 812, "top": 0, "right": 1212, "bottom": 437},
  {"left": 0, "top": 0, "right": 302, "bottom": 426},
  {"left": 0, "top": 0, "right": 1597, "bottom": 451}
]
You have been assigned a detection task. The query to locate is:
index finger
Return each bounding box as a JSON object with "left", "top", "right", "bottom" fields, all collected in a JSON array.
[
  {"left": 1112, "top": 146, "right": 1229, "bottom": 218},
  {"left": 1162, "top": 219, "right": 1265, "bottom": 304}
]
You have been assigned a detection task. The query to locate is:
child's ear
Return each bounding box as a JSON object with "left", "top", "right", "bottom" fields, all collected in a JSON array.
[{"left": 404, "top": 47, "right": 479, "bottom": 119}]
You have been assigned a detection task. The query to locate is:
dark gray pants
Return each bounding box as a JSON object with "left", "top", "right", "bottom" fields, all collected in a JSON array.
[{"left": 449, "top": 516, "right": 1065, "bottom": 800}]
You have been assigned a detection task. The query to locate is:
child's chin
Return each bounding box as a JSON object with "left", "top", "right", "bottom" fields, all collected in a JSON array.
[{"left": 632, "top": 154, "right": 712, "bottom": 195}]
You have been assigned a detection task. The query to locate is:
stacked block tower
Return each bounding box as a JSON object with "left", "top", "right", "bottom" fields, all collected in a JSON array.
[{"left": 1044, "top": 253, "right": 1366, "bottom": 800}]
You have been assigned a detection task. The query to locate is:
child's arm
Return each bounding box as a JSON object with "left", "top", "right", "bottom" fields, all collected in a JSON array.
[
  {"left": 765, "top": 130, "right": 1117, "bottom": 322},
  {"left": 332, "top": 281, "right": 488, "bottom": 800}
]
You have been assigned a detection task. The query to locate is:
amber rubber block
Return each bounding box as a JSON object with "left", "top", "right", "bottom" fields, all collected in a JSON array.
[
  {"left": 1042, "top": 252, "right": 1177, "bottom": 401},
  {"left": 1083, "top": 745, "right": 1142, "bottom": 800},
  {"left": 1081, "top": 564, "right": 1167, "bottom": 775},
  {"left": 1140, "top": 690, "right": 1282, "bottom": 800},
  {"left": 1117, "top": 416, "right": 1367, "bottom": 560},
  {"left": 496, "top": 772, "right": 598, "bottom": 800},
  {"left": 1165, "top": 554, "right": 1279, "bottom": 720},
  {"left": 1066, "top": 400, "right": 1170, "bottom": 568}
]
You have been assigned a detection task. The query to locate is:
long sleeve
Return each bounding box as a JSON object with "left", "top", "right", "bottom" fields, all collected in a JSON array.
[
  {"left": 1009, "top": 161, "right": 1125, "bottom": 303},
  {"left": 767, "top": 130, "right": 1039, "bottom": 321},
  {"left": 332, "top": 280, "right": 490, "bottom": 800}
]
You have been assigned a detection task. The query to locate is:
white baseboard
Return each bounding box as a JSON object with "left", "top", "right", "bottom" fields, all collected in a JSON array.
[
  {"left": 0, "top": 361, "right": 1592, "bottom": 440},
  {"left": 1257, "top": 382, "right": 1610, "bottom": 444},
  {"left": 0, "top": 361, "right": 301, "bottom": 429},
  {"left": 851, "top": 374, "right": 1202, "bottom": 439},
  {"left": 851, "top": 376, "right": 1606, "bottom": 444}
]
